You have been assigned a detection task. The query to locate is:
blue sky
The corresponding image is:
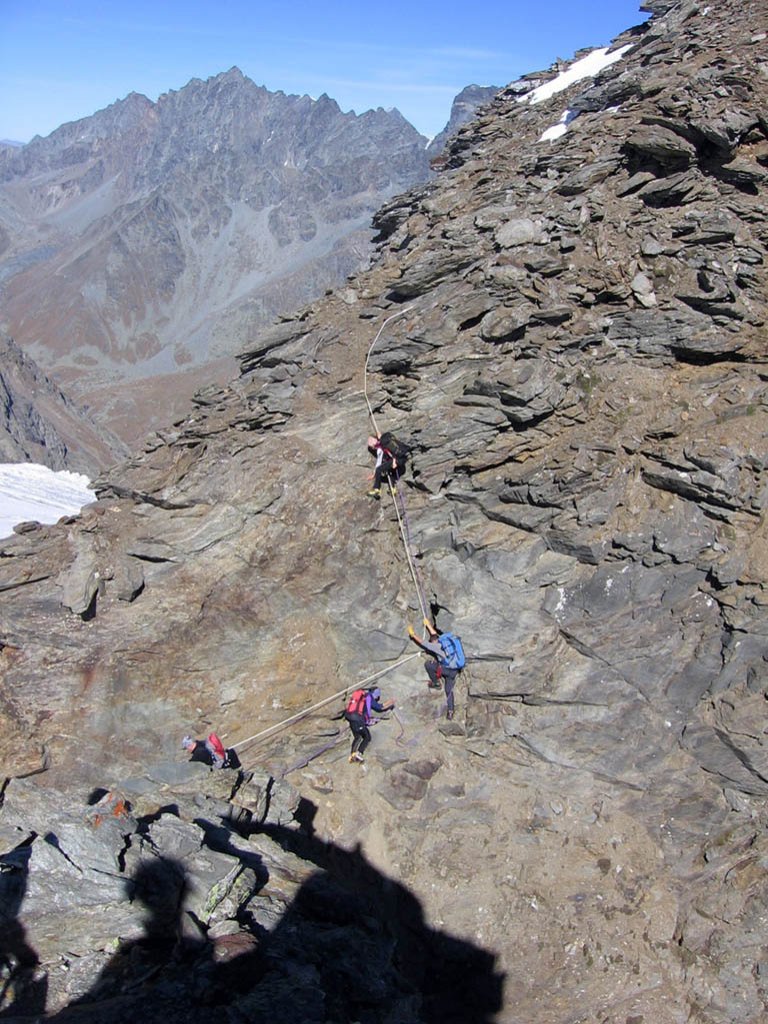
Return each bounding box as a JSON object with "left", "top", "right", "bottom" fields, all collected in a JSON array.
[{"left": 0, "top": 1, "right": 648, "bottom": 143}]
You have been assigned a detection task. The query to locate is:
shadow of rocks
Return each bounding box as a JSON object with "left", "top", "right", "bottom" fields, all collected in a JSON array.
[
  {"left": 0, "top": 841, "right": 48, "bottom": 1018},
  {"left": 18, "top": 802, "right": 503, "bottom": 1024},
  {"left": 252, "top": 807, "right": 505, "bottom": 1024}
]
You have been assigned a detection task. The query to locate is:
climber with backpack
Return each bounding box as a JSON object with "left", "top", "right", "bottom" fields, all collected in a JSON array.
[
  {"left": 181, "top": 733, "right": 240, "bottom": 769},
  {"left": 408, "top": 619, "right": 466, "bottom": 720},
  {"left": 366, "top": 431, "right": 410, "bottom": 499},
  {"left": 343, "top": 686, "right": 395, "bottom": 763}
]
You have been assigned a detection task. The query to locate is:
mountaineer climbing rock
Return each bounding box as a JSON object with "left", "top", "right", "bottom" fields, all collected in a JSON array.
[
  {"left": 408, "top": 620, "right": 466, "bottom": 720},
  {"left": 343, "top": 686, "right": 395, "bottom": 762},
  {"left": 366, "top": 432, "right": 410, "bottom": 498}
]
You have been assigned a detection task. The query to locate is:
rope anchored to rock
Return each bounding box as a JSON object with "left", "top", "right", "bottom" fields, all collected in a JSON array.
[
  {"left": 231, "top": 309, "right": 435, "bottom": 771},
  {"left": 363, "top": 307, "right": 430, "bottom": 625}
]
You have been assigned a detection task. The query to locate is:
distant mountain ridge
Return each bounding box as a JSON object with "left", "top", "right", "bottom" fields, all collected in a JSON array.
[{"left": 0, "top": 68, "right": 436, "bottom": 443}]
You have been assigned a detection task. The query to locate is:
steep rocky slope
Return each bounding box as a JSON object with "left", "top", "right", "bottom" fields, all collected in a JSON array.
[
  {"left": 0, "top": 70, "right": 431, "bottom": 443},
  {"left": 0, "top": 335, "right": 126, "bottom": 472},
  {"left": 2, "top": 1, "right": 768, "bottom": 1022},
  {"left": 426, "top": 84, "right": 501, "bottom": 158}
]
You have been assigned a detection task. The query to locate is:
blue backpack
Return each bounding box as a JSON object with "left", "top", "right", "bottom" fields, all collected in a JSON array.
[{"left": 438, "top": 632, "right": 465, "bottom": 671}]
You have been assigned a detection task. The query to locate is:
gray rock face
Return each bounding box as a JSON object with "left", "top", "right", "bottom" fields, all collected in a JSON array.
[
  {"left": 426, "top": 84, "right": 501, "bottom": 159},
  {"left": 0, "top": 336, "right": 125, "bottom": 472},
  {"left": 2, "top": 2, "right": 768, "bottom": 1022},
  {"left": 1, "top": 767, "right": 505, "bottom": 1022}
]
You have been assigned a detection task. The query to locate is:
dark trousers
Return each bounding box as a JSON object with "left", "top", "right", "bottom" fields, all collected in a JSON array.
[
  {"left": 346, "top": 713, "right": 371, "bottom": 755},
  {"left": 373, "top": 457, "right": 396, "bottom": 490},
  {"left": 426, "top": 661, "right": 458, "bottom": 713}
]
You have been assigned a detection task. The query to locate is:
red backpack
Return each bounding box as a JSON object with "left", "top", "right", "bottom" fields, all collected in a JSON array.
[
  {"left": 205, "top": 732, "right": 227, "bottom": 764},
  {"left": 345, "top": 689, "right": 367, "bottom": 717}
]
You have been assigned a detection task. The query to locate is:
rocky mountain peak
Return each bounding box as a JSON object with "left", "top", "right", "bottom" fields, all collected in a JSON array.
[
  {"left": 427, "top": 83, "right": 501, "bottom": 158},
  {"left": 0, "top": 69, "right": 432, "bottom": 449},
  {"left": 10, "top": 90, "right": 157, "bottom": 173},
  {"left": 641, "top": 0, "right": 679, "bottom": 13},
  {"left": 213, "top": 65, "right": 247, "bottom": 84},
  {"left": 2, "top": 2, "right": 768, "bottom": 1021}
]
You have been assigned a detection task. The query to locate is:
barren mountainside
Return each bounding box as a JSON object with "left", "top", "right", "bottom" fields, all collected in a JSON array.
[
  {"left": 0, "top": 70, "right": 433, "bottom": 444},
  {"left": 426, "top": 84, "right": 501, "bottom": 158},
  {"left": 0, "top": 334, "right": 126, "bottom": 472},
  {"left": 1, "top": 1, "right": 768, "bottom": 1022}
]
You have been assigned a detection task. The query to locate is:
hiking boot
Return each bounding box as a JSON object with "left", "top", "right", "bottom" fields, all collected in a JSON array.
[
  {"left": 427, "top": 681, "right": 441, "bottom": 690},
  {"left": 367, "top": 488, "right": 381, "bottom": 499},
  {"left": 446, "top": 709, "right": 454, "bottom": 720},
  {"left": 350, "top": 752, "right": 364, "bottom": 763}
]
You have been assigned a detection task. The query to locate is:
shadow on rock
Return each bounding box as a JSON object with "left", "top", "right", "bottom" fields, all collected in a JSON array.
[
  {"left": 243, "top": 808, "right": 505, "bottom": 1024},
  {"left": 47, "top": 855, "right": 221, "bottom": 1021},
  {"left": 28, "top": 802, "right": 503, "bottom": 1024},
  {"left": 0, "top": 840, "right": 48, "bottom": 1018}
]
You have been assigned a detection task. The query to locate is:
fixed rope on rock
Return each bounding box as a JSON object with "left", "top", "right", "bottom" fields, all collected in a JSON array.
[
  {"left": 362, "top": 308, "right": 430, "bottom": 627},
  {"left": 232, "top": 653, "right": 422, "bottom": 763},
  {"left": 363, "top": 307, "right": 413, "bottom": 435},
  {"left": 228, "top": 309, "right": 435, "bottom": 771},
  {"left": 394, "top": 477, "right": 430, "bottom": 622},
  {"left": 363, "top": 313, "right": 468, "bottom": 723}
]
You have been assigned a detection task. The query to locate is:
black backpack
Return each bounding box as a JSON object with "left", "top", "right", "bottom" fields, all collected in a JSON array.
[
  {"left": 379, "top": 431, "right": 410, "bottom": 465},
  {"left": 223, "top": 747, "right": 241, "bottom": 770}
]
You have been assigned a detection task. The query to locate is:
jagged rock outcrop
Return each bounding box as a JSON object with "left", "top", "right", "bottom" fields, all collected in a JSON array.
[
  {"left": 0, "top": 70, "right": 432, "bottom": 443},
  {"left": 3, "top": 767, "right": 498, "bottom": 1022},
  {"left": 1, "top": 2, "right": 768, "bottom": 1022},
  {"left": 0, "top": 335, "right": 126, "bottom": 472},
  {"left": 426, "top": 84, "right": 501, "bottom": 159}
]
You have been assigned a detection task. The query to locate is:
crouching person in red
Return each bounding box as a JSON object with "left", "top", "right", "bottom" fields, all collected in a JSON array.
[{"left": 181, "top": 733, "right": 240, "bottom": 769}]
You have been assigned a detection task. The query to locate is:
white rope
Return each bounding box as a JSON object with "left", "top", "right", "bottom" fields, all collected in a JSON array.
[
  {"left": 233, "top": 653, "right": 421, "bottom": 754},
  {"left": 363, "top": 307, "right": 413, "bottom": 436},
  {"left": 387, "top": 477, "right": 430, "bottom": 623},
  {"left": 233, "top": 309, "right": 429, "bottom": 765},
  {"left": 361, "top": 307, "right": 428, "bottom": 623}
]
